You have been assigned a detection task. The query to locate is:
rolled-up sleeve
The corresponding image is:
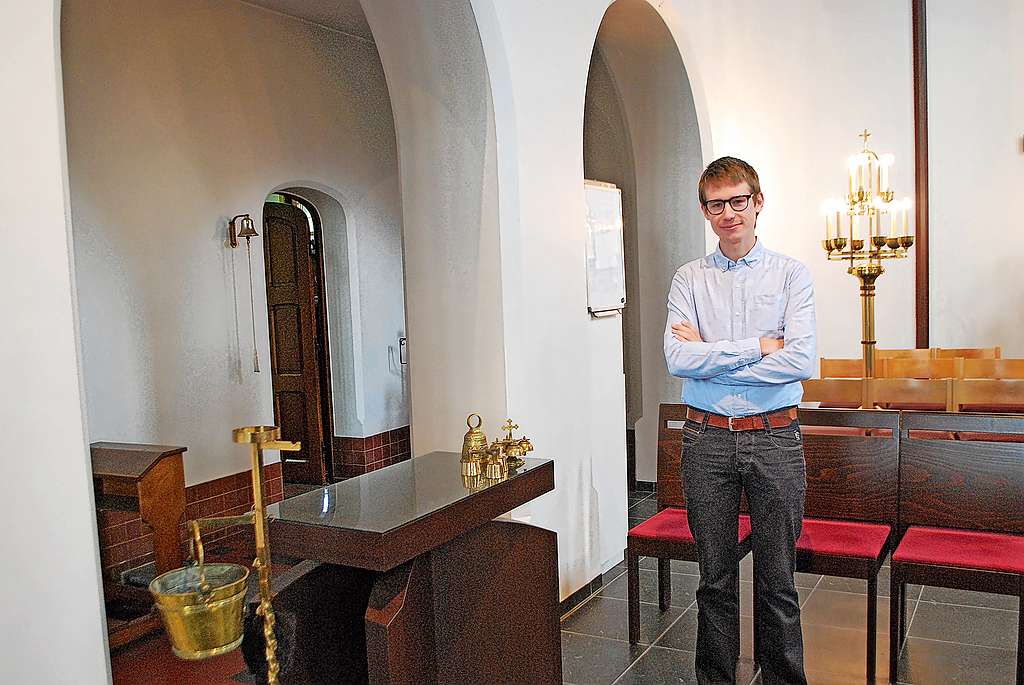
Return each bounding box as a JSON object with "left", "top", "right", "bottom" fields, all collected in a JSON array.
[
  {"left": 708, "top": 262, "right": 816, "bottom": 386},
  {"left": 664, "top": 268, "right": 762, "bottom": 380}
]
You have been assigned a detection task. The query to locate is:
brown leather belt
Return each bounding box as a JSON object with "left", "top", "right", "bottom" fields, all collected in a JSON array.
[{"left": 686, "top": 407, "right": 798, "bottom": 432}]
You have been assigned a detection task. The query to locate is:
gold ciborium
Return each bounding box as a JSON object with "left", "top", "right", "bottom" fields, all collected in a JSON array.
[{"left": 149, "top": 425, "right": 299, "bottom": 685}]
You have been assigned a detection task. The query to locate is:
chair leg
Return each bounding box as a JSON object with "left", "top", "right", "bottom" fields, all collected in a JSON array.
[
  {"left": 899, "top": 579, "right": 907, "bottom": 643},
  {"left": 627, "top": 550, "right": 641, "bottom": 645},
  {"left": 658, "top": 557, "right": 671, "bottom": 611},
  {"left": 867, "top": 573, "right": 877, "bottom": 682},
  {"left": 889, "top": 567, "right": 902, "bottom": 683},
  {"left": 1016, "top": 584, "right": 1023, "bottom": 685}
]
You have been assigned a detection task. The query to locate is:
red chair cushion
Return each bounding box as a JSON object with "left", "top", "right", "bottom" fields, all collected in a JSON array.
[
  {"left": 795, "top": 518, "right": 891, "bottom": 559},
  {"left": 892, "top": 526, "right": 1024, "bottom": 574},
  {"left": 628, "top": 508, "right": 751, "bottom": 543}
]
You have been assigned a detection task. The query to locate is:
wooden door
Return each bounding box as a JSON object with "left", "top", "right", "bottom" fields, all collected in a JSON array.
[{"left": 263, "top": 202, "right": 327, "bottom": 484}]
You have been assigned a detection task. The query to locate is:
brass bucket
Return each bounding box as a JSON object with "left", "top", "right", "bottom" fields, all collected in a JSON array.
[{"left": 149, "top": 563, "right": 250, "bottom": 660}]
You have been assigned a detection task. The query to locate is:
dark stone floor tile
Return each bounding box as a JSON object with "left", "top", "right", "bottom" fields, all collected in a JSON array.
[
  {"left": 614, "top": 648, "right": 759, "bottom": 685},
  {"left": 800, "top": 590, "right": 894, "bottom": 634},
  {"left": 897, "top": 637, "right": 1017, "bottom": 684},
  {"left": 801, "top": 622, "right": 891, "bottom": 682},
  {"left": 907, "top": 601, "right": 1018, "bottom": 649},
  {"left": 560, "top": 631, "right": 645, "bottom": 685},
  {"left": 613, "top": 646, "right": 697, "bottom": 684},
  {"left": 628, "top": 516, "right": 648, "bottom": 528},
  {"left": 918, "top": 585, "right": 1020, "bottom": 611},
  {"left": 795, "top": 572, "right": 822, "bottom": 589},
  {"left": 603, "top": 562, "right": 626, "bottom": 583},
  {"left": 599, "top": 570, "right": 698, "bottom": 608},
  {"left": 561, "top": 596, "right": 684, "bottom": 645},
  {"left": 655, "top": 608, "right": 756, "bottom": 660},
  {"left": 818, "top": 567, "right": 890, "bottom": 597},
  {"left": 802, "top": 668, "right": 877, "bottom": 684},
  {"left": 628, "top": 499, "right": 658, "bottom": 518},
  {"left": 639, "top": 557, "right": 700, "bottom": 575}
]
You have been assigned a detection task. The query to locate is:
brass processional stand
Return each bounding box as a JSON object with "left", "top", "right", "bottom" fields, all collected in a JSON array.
[
  {"left": 149, "top": 426, "right": 299, "bottom": 685},
  {"left": 822, "top": 130, "right": 915, "bottom": 381}
]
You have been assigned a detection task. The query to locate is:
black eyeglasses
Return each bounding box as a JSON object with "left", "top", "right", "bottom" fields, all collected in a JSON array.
[{"left": 703, "top": 194, "right": 754, "bottom": 215}]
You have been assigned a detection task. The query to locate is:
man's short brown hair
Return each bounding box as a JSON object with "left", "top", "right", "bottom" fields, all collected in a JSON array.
[{"left": 698, "top": 156, "right": 761, "bottom": 203}]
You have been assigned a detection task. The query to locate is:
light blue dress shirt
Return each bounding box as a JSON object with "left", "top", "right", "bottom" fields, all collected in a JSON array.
[{"left": 664, "top": 239, "right": 817, "bottom": 417}]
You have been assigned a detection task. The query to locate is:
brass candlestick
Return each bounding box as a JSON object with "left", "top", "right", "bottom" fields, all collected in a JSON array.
[
  {"left": 821, "top": 130, "right": 915, "bottom": 379},
  {"left": 149, "top": 426, "right": 299, "bottom": 685}
]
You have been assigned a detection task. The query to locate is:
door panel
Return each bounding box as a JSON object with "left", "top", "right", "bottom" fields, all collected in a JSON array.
[{"left": 263, "top": 202, "right": 326, "bottom": 484}]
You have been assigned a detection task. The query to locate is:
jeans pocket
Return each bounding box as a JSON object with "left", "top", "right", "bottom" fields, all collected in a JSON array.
[
  {"left": 681, "top": 419, "right": 705, "bottom": 448},
  {"left": 768, "top": 426, "right": 803, "bottom": 451}
]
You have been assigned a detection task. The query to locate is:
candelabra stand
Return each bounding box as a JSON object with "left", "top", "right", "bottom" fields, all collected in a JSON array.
[{"left": 822, "top": 130, "right": 915, "bottom": 378}]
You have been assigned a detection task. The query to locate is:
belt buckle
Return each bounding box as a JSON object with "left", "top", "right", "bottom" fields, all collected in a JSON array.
[{"left": 728, "top": 416, "right": 738, "bottom": 432}]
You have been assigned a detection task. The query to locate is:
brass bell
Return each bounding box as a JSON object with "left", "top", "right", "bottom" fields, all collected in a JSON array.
[{"left": 461, "top": 413, "right": 488, "bottom": 476}]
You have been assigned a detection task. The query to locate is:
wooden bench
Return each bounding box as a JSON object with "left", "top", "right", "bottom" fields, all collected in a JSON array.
[
  {"left": 91, "top": 442, "right": 187, "bottom": 648},
  {"left": 889, "top": 412, "right": 1024, "bottom": 684}
]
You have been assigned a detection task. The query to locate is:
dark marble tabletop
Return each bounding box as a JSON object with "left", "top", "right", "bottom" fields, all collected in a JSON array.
[{"left": 267, "top": 451, "right": 551, "bottom": 534}]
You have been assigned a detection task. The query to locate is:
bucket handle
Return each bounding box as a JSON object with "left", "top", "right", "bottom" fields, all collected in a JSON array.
[{"left": 188, "top": 520, "right": 212, "bottom": 597}]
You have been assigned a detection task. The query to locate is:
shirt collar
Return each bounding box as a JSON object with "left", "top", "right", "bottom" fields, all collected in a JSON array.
[{"left": 710, "top": 238, "right": 764, "bottom": 271}]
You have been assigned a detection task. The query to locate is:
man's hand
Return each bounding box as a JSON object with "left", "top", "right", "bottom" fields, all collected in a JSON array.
[
  {"left": 671, "top": 321, "right": 703, "bottom": 343},
  {"left": 760, "top": 338, "right": 785, "bottom": 355}
]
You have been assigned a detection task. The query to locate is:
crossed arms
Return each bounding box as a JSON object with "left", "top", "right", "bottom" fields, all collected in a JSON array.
[{"left": 663, "top": 264, "right": 816, "bottom": 386}]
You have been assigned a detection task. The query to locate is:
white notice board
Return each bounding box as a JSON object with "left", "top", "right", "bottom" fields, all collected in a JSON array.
[{"left": 584, "top": 180, "right": 626, "bottom": 316}]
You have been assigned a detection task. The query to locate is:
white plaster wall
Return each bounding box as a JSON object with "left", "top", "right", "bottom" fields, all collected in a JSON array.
[
  {"left": 584, "top": 47, "right": 643, "bottom": 427},
  {"left": 62, "top": 0, "right": 403, "bottom": 485},
  {"left": 0, "top": 3, "right": 110, "bottom": 681},
  {"left": 471, "top": 0, "right": 630, "bottom": 595},
  {"left": 361, "top": 0, "right": 509, "bottom": 456},
  {"left": 928, "top": 0, "right": 1024, "bottom": 356},
  {"left": 595, "top": 0, "right": 706, "bottom": 481},
  {"left": 660, "top": 1, "right": 916, "bottom": 370}
]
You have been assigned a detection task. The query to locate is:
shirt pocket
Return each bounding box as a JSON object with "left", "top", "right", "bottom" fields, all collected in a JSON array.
[{"left": 752, "top": 293, "right": 784, "bottom": 333}]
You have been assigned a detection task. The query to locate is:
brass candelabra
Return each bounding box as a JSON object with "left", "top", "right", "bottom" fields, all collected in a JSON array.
[{"left": 822, "top": 130, "right": 914, "bottom": 377}]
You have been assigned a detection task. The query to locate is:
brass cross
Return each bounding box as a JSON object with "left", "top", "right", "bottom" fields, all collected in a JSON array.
[{"left": 859, "top": 129, "right": 871, "bottom": 147}]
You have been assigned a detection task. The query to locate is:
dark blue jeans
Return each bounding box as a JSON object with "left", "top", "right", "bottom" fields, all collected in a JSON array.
[{"left": 681, "top": 412, "right": 808, "bottom": 685}]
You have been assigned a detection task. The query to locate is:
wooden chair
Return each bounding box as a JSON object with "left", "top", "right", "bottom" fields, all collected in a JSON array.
[
  {"left": 963, "top": 359, "right": 1024, "bottom": 380},
  {"left": 867, "top": 378, "right": 953, "bottom": 411},
  {"left": 879, "top": 357, "right": 961, "bottom": 379},
  {"left": 934, "top": 346, "right": 1001, "bottom": 359},
  {"left": 820, "top": 358, "right": 864, "bottom": 379},
  {"left": 626, "top": 404, "right": 753, "bottom": 645},
  {"left": 783, "top": 409, "right": 900, "bottom": 682},
  {"left": 876, "top": 348, "right": 933, "bottom": 360},
  {"left": 801, "top": 378, "right": 862, "bottom": 408},
  {"left": 954, "top": 379, "right": 1024, "bottom": 414},
  {"left": 889, "top": 412, "right": 1024, "bottom": 684}
]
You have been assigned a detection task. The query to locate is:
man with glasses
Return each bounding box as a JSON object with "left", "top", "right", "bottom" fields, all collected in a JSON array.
[{"left": 664, "top": 156, "right": 816, "bottom": 685}]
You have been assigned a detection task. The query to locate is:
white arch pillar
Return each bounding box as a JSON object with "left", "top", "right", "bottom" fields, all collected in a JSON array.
[{"left": 0, "top": 2, "right": 110, "bottom": 682}]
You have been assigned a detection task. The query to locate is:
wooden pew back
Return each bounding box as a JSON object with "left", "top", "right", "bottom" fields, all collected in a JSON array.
[
  {"left": 798, "top": 409, "right": 900, "bottom": 524},
  {"left": 899, "top": 412, "right": 1024, "bottom": 534}
]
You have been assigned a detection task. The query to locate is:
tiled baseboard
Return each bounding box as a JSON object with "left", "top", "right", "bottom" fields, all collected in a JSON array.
[
  {"left": 333, "top": 426, "right": 411, "bottom": 479},
  {"left": 634, "top": 479, "right": 657, "bottom": 493},
  {"left": 560, "top": 561, "right": 626, "bottom": 619},
  {"left": 96, "top": 462, "right": 283, "bottom": 581}
]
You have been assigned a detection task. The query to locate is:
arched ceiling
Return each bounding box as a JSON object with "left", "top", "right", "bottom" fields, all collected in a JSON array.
[{"left": 241, "top": 0, "right": 374, "bottom": 42}]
